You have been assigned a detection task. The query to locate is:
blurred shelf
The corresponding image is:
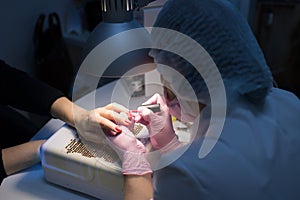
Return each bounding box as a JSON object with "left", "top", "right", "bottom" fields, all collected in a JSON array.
[{"left": 63, "top": 30, "right": 90, "bottom": 48}]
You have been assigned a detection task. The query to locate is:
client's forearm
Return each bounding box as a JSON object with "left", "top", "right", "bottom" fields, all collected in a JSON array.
[{"left": 2, "top": 140, "right": 46, "bottom": 175}]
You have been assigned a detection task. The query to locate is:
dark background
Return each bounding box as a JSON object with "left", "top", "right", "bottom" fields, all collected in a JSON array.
[{"left": 0, "top": 0, "right": 299, "bottom": 129}]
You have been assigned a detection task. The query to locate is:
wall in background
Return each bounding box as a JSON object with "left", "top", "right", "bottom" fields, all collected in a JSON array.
[
  {"left": 253, "top": 1, "right": 300, "bottom": 98},
  {"left": 0, "top": 0, "right": 72, "bottom": 75},
  {"left": 0, "top": 0, "right": 256, "bottom": 76},
  {"left": 0, "top": 0, "right": 74, "bottom": 127}
]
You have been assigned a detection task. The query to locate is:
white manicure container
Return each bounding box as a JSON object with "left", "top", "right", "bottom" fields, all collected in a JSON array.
[{"left": 40, "top": 124, "right": 123, "bottom": 200}]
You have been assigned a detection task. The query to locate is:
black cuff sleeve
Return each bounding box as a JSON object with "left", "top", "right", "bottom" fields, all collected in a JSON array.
[{"left": 0, "top": 59, "right": 65, "bottom": 117}]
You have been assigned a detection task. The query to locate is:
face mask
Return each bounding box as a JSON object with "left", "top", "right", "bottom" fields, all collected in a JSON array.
[
  {"left": 167, "top": 97, "right": 182, "bottom": 120},
  {"left": 180, "top": 99, "right": 200, "bottom": 122},
  {"left": 167, "top": 97, "right": 199, "bottom": 123},
  {"left": 163, "top": 81, "right": 200, "bottom": 122}
]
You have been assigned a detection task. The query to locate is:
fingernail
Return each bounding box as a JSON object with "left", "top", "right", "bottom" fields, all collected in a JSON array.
[
  {"left": 115, "top": 126, "right": 122, "bottom": 133},
  {"left": 127, "top": 111, "right": 133, "bottom": 117}
]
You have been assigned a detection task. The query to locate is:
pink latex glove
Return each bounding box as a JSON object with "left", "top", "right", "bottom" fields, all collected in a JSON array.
[
  {"left": 135, "top": 93, "right": 177, "bottom": 150},
  {"left": 106, "top": 126, "right": 152, "bottom": 175}
]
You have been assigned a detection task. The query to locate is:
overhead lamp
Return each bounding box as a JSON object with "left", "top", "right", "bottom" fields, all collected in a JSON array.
[{"left": 81, "top": 0, "right": 156, "bottom": 87}]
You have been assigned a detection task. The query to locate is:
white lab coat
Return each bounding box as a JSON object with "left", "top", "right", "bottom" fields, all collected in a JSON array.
[{"left": 153, "top": 88, "right": 300, "bottom": 200}]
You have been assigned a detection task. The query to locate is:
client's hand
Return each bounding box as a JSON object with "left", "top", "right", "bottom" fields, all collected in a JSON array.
[
  {"left": 74, "top": 103, "right": 132, "bottom": 144},
  {"left": 134, "top": 93, "right": 177, "bottom": 149},
  {"left": 106, "top": 126, "right": 152, "bottom": 175}
]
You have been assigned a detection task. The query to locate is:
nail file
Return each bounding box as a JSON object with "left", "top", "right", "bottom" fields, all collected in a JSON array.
[{"left": 140, "top": 103, "right": 161, "bottom": 113}]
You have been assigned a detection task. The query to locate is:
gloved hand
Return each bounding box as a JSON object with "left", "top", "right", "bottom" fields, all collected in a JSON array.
[
  {"left": 134, "top": 93, "right": 177, "bottom": 149},
  {"left": 106, "top": 126, "right": 152, "bottom": 175},
  {"left": 74, "top": 103, "right": 132, "bottom": 145}
]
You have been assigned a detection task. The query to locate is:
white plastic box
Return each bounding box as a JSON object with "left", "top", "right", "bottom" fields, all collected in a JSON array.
[
  {"left": 40, "top": 116, "right": 191, "bottom": 200},
  {"left": 40, "top": 124, "right": 124, "bottom": 200}
]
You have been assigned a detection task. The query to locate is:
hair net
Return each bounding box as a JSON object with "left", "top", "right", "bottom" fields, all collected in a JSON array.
[{"left": 150, "top": 0, "right": 273, "bottom": 105}]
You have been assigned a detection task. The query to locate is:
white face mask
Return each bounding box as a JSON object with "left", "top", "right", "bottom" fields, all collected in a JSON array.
[
  {"left": 167, "top": 97, "right": 200, "bottom": 123},
  {"left": 180, "top": 99, "right": 201, "bottom": 122},
  {"left": 162, "top": 73, "right": 200, "bottom": 123},
  {"left": 166, "top": 97, "right": 181, "bottom": 120}
]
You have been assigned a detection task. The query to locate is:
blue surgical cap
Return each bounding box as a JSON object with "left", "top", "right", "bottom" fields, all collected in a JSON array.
[{"left": 150, "top": 0, "right": 273, "bottom": 105}]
